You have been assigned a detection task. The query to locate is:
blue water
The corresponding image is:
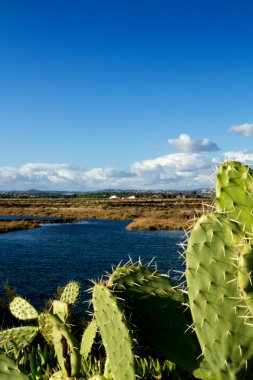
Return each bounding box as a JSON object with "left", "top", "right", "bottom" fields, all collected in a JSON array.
[{"left": 0, "top": 219, "right": 184, "bottom": 312}]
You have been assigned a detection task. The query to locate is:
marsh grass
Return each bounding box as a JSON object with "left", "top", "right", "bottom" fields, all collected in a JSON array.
[
  {"left": 0, "top": 197, "right": 212, "bottom": 231},
  {"left": 0, "top": 220, "right": 39, "bottom": 233}
]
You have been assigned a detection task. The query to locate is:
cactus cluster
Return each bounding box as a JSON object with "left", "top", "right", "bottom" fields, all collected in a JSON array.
[
  {"left": 0, "top": 281, "right": 84, "bottom": 379},
  {"left": 185, "top": 161, "right": 253, "bottom": 379},
  {"left": 89, "top": 160, "right": 253, "bottom": 379},
  {"left": 1, "top": 160, "right": 253, "bottom": 379}
]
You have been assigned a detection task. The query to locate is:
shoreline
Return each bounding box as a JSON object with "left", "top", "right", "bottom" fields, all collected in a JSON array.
[{"left": 0, "top": 218, "right": 79, "bottom": 234}]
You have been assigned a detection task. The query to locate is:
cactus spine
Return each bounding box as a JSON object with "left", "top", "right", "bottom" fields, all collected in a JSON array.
[
  {"left": 4, "top": 281, "right": 82, "bottom": 379},
  {"left": 0, "top": 326, "right": 38, "bottom": 352},
  {"left": 2, "top": 160, "right": 253, "bottom": 379},
  {"left": 186, "top": 213, "right": 253, "bottom": 379},
  {"left": 47, "top": 313, "right": 81, "bottom": 378},
  {"left": 59, "top": 281, "right": 80, "bottom": 305},
  {"left": 10, "top": 297, "right": 38, "bottom": 320},
  {"left": 108, "top": 264, "right": 201, "bottom": 372},
  {"left": 92, "top": 283, "right": 135, "bottom": 380},
  {"left": 215, "top": 161, "right": 253, "bottom": 236}
]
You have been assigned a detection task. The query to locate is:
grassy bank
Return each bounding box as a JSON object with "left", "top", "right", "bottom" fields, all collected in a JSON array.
[
  {"left": 0, "top": 197, "right": 213, "bottom": 231},
  {"left": 0, "top": 220, "right": 39, "bottom": 233}
]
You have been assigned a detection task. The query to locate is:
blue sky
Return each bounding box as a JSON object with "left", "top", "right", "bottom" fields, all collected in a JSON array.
[{"left": 1, "top": 0, "right": 253, "bottom": 190}]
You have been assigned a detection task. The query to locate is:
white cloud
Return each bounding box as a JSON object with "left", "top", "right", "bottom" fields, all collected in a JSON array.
[
  {"left": 84, "top": 167, "right": 135, "bottom": 180},
  {"left": 168, "top": 134, "right": 220, "bottom": 153},
  {"left": 1, "top": 133, "right": 250, "bottom": 191},
  {"left": 229, "top": 123, "right": 253, "bottom": 137},
  {"left": 0, "top": 155, "right": 216, "bottom": 191},
  {"left": 131, "top": 153, "right": 215, "bottom": 188},
  {"left": 224, "top": 151, "right": 253, "bottom": 165},
  {"left": 0, "top": 163, "right": 84, "bottom": 191},
  {"left": 19, "top": 163, "right": 77, "bottom": 182}
]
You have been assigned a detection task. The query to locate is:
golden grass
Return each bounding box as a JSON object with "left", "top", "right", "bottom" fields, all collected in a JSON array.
[
  {"left": 126, "top": 217, "right": 191, "bottom": 231},
  {"left": 0, "top": 197, "right": 213, "bottom": 231},
  {"left": 0, "top": 220, "right": 39, "bottom": 233}
]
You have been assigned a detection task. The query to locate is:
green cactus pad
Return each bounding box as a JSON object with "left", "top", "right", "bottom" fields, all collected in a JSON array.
[
  {"left": 47, "top": 313, "right": 81, "bottom": 378},
  {"left": 0, "top": 351, "right": 29, "bottom": 379},
  {"left": 108, "top": 264, "right": 181, "bottom": 298},
  {"left": 108, "top": 264, "right": 201, "bottom": 372},
  {"left": 60, "top": 281, "right": 80, "bottom": 305},
  {"left": 0, "top": 326, "right": 38, "bottom": 351},
  {"left": 10, "top": 297, "right": 38, "bottom": 320},
  {"left": 38, "top": 312, "right": 54, "bottom": 344},
  {"left": 215, "top": 161, "right": 253, "bottom": 236},
  {"left": 80, "top": 319, "right": 97, "bottom": 359},
  {"left": 92, "top": 283, "right": 135, "bottom": 380},
  {"left": 238, "top": 242, "right": 253, "bottom": 315},
  {"left": 186, "top": 212, "right": 253, "bottom": 379},
  {"left": 52, "top": 300, "right": 70, "bottom": 322}
]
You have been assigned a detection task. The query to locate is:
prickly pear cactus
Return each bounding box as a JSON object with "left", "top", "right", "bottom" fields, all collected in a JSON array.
[
  {"left": 108, "top": 264, "right": 201, "bottom": 372},
  {"left": 60, "top": 281, "right": 80, "bottom": 305},
  {"left": 186, "top": 212, "right": 253, "bottom": 379},
  {"left": 52, "top": 300, "right": 70, "bottom": 323},
  {"left": 108, "top": 264, "right": 178, "bottom": 296},
  {"left": 80, "top": 319, "right": 97, "bottom": 360},
  {"left": 47, "top": 313, "right": 81, "bottom": 378},
  {"left": 238, "top": 242, "right": 253, "bottom": 316},
  {"left": 9, "top": 297, "right": 38, "bottom": 320},
  {"left": 0, "top": 326, "right": 38, "bottom": 351},
  {"left": 0, "top": 351, "right": 29, "bottom": 379},
  {"left": 92, "top": 283, "right": 135, "bottom": 380},
  {"left": 216, "top": 161, "right": 253, "bottom": 236}
]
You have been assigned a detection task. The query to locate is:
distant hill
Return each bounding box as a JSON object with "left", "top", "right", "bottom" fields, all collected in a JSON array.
[
  {"left": 25, "top": 189, "right": 46, "bottom": 194},
  {"left": 0, "top": 187, "right": 214, "bottom": 199}
]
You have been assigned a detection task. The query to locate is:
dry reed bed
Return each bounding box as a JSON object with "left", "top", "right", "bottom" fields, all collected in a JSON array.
[
  {"left": 0, "top": 220, "right": 39, "bottom": 233},
  {"left": 0, "top": 198, "right": 213, "bottom": 231}
]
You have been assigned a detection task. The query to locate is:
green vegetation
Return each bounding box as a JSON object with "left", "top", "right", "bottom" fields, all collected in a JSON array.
[{"left": 0, "top": 160, "right": 253, "bottom": 379}]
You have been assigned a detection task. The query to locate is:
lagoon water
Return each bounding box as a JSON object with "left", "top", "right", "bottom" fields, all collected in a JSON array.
[{"left": 0, "top": 219, "right": 184, "bottom": 312}]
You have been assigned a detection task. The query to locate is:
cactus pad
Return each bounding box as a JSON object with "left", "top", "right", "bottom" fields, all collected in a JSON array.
[
  {"left": 0, "top": 326, "right": 38, "bottom": 351},
  {"left": 52, "top": 300, "right": 70, "bottom": 322},
  {"left": 186, "top": 212, "right": 253, "bottom": 378},
  {"left": 238, "top": 242, "right": 253, "bottom": 316},
  {"left": 80, "top": 319, "right": 97, "bottom": 360},
  {"left": 60, "top": 281, "right": 80, "bottom": 305},
  {"left": 216, "top": 161, "right": 253, "bottom": 236},
  {"left": 92, "top": 283, "right": 135, "bottom": 380},
  {"left": 108, "top": 264, "right": 201, "bottom": 372},
  {"left": 47, "top": 313, "right": 81, "bottom": 377},
  {"left": 10, "top": 297, "right": 38, "bottom": 320},
  {"left": 0, "top": 351, "right": 29, "bottom": 379}
]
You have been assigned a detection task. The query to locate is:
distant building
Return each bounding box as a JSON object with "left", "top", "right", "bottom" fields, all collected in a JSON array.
[
  {"left": 128, "top": 195, "right": 136, "bottom": 199},
  {"left": 109, "top": 195, "right": 119, "bottom": 199}
]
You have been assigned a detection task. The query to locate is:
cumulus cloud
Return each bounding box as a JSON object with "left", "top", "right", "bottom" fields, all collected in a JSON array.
[
  {"left": 0, "top": 154, "right": 217, "bottom": 191},
  {"left": 19, "top": 163, "right": 78, "bottom": 182},
  {"left": 168, "top": 134, "right": 220, "bottom": 153},
  {"left": 84, "top": 167, "right": 136, "bottom": 180},
  {"left": 224, "top": 151, "right": 253, "bottom": 165},
  {"left": 0, "top": 163, "right": 138, "bottom": 191},
  {"left": 131, "top": 153, "right": 215, "bottom": 188},
  {"left": 2, "top": 140, "right": 250, "bottom": 191},
  {"left": 229, "top": 123, "right": 253, "bottom": 137}
]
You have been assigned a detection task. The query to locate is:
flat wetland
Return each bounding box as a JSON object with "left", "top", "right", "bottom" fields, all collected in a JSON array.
[{"left": 0, "top": 197, "right": 213, "bottom": 233}]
